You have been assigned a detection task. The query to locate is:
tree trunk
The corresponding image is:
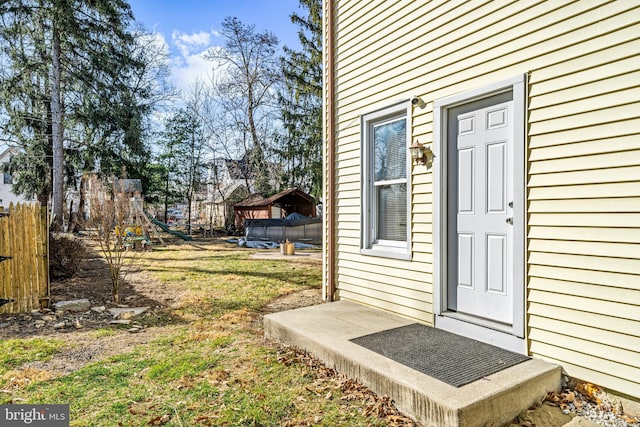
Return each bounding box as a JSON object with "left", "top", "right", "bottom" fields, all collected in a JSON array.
[{"left": 51, "top": 23, "right": 64, "bottom": 230}]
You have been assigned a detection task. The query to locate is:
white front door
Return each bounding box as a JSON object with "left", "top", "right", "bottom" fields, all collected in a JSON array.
[
  {"left": 448, "top": 98, "right": 514, "bottom": 325},
  {"left": 434, "top": 75, "right": 526, "bottom": 352}
]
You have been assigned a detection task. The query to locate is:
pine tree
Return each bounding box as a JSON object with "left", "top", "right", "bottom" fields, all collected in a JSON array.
[
  {"left": 278, "top": 0, "right": 323, "bottom": 201},
  {"left": 0, "top": 0, "right": 156, "bottom": 227},
  {"left": 158, "top": 109, "right": 207, "bottom": 232}
]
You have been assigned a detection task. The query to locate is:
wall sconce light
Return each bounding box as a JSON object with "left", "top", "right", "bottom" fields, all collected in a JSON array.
[
  {"left": 410, "top": 141, "right": 433, "bottom": 166},
  {"left": 410, "top": 95, "right": 426, "bottom": 109}
]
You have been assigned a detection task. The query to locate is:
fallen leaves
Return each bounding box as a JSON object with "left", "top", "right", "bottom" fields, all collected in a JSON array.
[
  {"left": 277, "top": 346, "right": 419, "bottom": 426},
  {"left": 1, "top": 368, "right": 57, "bottom": 390},
  {"left": 148, "top": 414, "right": 171, "bottom": 425},
  {"left": 543, "top": 381, "right": 640, "bottom": 425}
]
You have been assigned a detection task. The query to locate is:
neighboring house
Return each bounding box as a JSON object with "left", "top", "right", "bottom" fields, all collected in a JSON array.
[
  {"left": 322, "top": 1, "right": 639, "bottom": 400},
  {"left": 0, "top": 147, "right": 36, "bottom": 207},
  {"left": 200, "top": 182, "right": 248, "bottom": 228},
  {"left": 234, "top": 187, "right": 316, "bottom": 231},
  {"left": 196, "top": 158, "right": 254, "bottom": 228}
]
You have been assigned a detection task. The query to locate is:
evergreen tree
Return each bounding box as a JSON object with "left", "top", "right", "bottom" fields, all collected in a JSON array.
[
  {"left": 0, "top": 0, "right": 156, "bottom": 227},
  {"left": 278, "top": 0, "right": 323, "bottom": 201},
  {"left": 158, "top": 109, "right": 207, "bottom": 232}
]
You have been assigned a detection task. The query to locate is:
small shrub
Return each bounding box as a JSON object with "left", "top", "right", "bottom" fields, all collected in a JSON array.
[{"left": 49, "top": 233, "right": 87, "bottom": 279}]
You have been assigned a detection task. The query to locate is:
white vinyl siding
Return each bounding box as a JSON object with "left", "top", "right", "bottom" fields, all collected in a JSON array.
[{"left": 325, "top": 0, "right": 640, "bottom": 397}]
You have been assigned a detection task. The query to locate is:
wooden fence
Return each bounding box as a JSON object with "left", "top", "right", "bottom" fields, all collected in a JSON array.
[{"left": 0, "top": 203, "right": 49, "bottom": 314}]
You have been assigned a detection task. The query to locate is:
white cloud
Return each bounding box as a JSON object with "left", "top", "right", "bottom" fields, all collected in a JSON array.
[
  {"left": 171, "top": 30, "right": 211, "bottom": 59},
  {"left": 165, "top": 30, "right": 221, "bottom": 93},
  {"left": 142, "top": 29, "right": 232, "bottom": 96}
]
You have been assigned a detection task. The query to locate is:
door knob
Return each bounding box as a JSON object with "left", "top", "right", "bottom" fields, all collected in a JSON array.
[{"left": 506, "top": 217, "right": 513, "bottom": 225}]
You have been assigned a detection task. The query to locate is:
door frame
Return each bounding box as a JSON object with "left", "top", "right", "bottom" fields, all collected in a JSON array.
[{"left": 433, "top": 74, "right": 527, "bottom": 354}]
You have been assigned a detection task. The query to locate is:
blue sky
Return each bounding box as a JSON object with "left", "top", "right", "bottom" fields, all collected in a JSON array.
[{"left": 129, "top": 0, "right": 303, "bottom": 91}]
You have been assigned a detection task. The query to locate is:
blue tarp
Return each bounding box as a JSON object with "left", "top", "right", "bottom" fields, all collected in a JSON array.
[{"left": 226, "top": 238, "right": 317, "bottom": 249}]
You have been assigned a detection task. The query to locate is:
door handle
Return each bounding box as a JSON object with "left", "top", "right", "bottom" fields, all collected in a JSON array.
[{"left": 506, "top": 217, "right": 513, "bottom": 225}]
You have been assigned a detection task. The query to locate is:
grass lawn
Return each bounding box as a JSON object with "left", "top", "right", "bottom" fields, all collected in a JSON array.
[{"left": 0, "top": 240, "right": 413, "bottom": 426}]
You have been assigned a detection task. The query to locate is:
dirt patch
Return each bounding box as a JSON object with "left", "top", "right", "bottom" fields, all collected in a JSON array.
[
  {"left": 1, "top": 242, "right": 323, "bottom": 377},
  {"left": 263, "top": 288, "right": 322, "bottom": 314}
]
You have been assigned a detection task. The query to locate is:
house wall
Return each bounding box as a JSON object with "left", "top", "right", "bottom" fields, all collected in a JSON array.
[
  {"left": 0, "top": 149, "right": 35, "bottom": 207},
  {"left": 324, "top": 0, "right": 640, "bottom": 398}
]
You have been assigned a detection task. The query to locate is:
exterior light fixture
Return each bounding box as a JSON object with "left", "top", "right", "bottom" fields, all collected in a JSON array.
[
  {"left": 410, "top": 141, "right": 434, "bottom": 166},
  {"left": 410, "top": 95, "right": 426, "bottom": 108}
]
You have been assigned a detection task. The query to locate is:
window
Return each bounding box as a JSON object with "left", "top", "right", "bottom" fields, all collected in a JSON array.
[
  {"left": 3, "top": 172, "right": 12, "bottom": 185},
  {"left": 361, "top": 102, "right": 410, "bottom": 259}
]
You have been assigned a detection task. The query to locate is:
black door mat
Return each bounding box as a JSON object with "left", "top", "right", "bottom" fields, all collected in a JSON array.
[{"left": 350, "top": 323, "right": 529, "bottom": 387}]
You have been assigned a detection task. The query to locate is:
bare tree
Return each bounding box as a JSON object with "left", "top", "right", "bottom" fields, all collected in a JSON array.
[
  {"left": 85, "top": 176, "right": 144, "bottom": 303},
  {"left": 206, "top": 17, "right": 281, "bottom": 196}
]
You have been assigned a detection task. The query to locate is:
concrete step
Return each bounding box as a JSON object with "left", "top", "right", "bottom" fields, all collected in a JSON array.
[{"left": 265, "top": 300, "right": 561, "bottom": 427}]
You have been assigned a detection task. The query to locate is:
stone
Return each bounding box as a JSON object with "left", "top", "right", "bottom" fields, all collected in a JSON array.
[
  {"left": 34, "top": 320, "right": 45, "bottom": 328},
  {"left": 41, "top": 315, "right": 56, "bottom": 322},
  {"left": 115, "top": 311, "right": 136, "bottom": 320},
  {"left": 91, "top": 306, "right": 106, "bottom": 313},
  {"left": 53, "top": 322, "right": 66, "bottom": 329},
  {"left": 563, "top": 416, "right": 601, "bottom": 427},
  {"left": 0, "top": 323, "right": 10, "bottom": 328},
  {"left": 108, "top": 307, "right": 149, "bottom": 318},
  {"left": 74, "top": 320, "right": 82, "bottom": 329},
  {"left": 54, "top": 299, "right": 91, "bottom": 313},
  {"left": 109, "top": 319, "right": 131, "bottom": 325}
]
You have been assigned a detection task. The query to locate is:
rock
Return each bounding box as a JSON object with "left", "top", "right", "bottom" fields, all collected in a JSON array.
[
  {"left": 74, "top": 320, "right": 82, "bottom": 329},
  {"left": 109, "top": 319, "right": 131, "bottom": 325},
  {"left": 0, "top": 323, "right": 10, "bottom": 328},
  {"left": 53, "top": 322, "right": 66, "bottom": 329},
  {"left": 91, "top": 306, "right": 106, "bottom": 313},
  {"left": 54, "top": 299, "right": 91, "bottom": 313},
  {"left": 41, "top": 315, "right": 56, "bottom": 322},
  {"left": 108, "top": 307, "right": 149, "bottom": 318},
  {"left": 115, "top": 311, "right": 136, "bottom": 320},
  {"left": 34, "top": 320, "right": 45, "bottom": 328},
  {"left": 563, "top": 416, "right": 601, "bottom": 427},
  {"left": 127, "top": 328, "right": 140, "bottom": 333}
]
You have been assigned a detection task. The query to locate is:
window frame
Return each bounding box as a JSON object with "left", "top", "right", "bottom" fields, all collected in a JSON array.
[{"left": 361, "top": 101, "right": 411, "bottom": 260}]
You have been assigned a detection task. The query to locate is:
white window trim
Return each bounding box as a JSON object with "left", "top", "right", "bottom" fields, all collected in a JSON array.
[{"left": 361, "top": 101, "right": 411, "bottom": 260}]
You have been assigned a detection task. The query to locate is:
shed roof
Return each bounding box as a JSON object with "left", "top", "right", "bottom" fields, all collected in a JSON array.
[{"left": 235, "top": 188, "right": 314, "bottom": 208}]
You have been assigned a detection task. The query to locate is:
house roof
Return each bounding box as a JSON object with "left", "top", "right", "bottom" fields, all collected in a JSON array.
[
  {"left": 224, "top": 158, "right": 253, "bottom": 180},
  {"left": 0, "top": 146, "right": 19, "bottom": 162},
  {"left": 212, "top": 183, "right": 248, "bottom": 203},
  {"left": 235, "top": 188, "right": 315, "bottom": 209}
]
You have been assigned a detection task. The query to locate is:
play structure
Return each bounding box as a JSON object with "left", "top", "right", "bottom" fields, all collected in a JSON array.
[
  {"left": 147, "top": 214, "right": 192, "bottom": 241},
  {"left": 110, "top": 178, "right": 193, "bottom": 245}
]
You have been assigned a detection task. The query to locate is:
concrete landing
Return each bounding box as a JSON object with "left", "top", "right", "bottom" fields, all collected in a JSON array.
[{"left": 264, "top": 301, "right": 561, "bottom": 427}]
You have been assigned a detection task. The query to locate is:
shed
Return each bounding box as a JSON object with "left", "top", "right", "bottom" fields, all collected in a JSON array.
[{"left": 234, "top": 188, "right": 316, "bottom": 231}]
